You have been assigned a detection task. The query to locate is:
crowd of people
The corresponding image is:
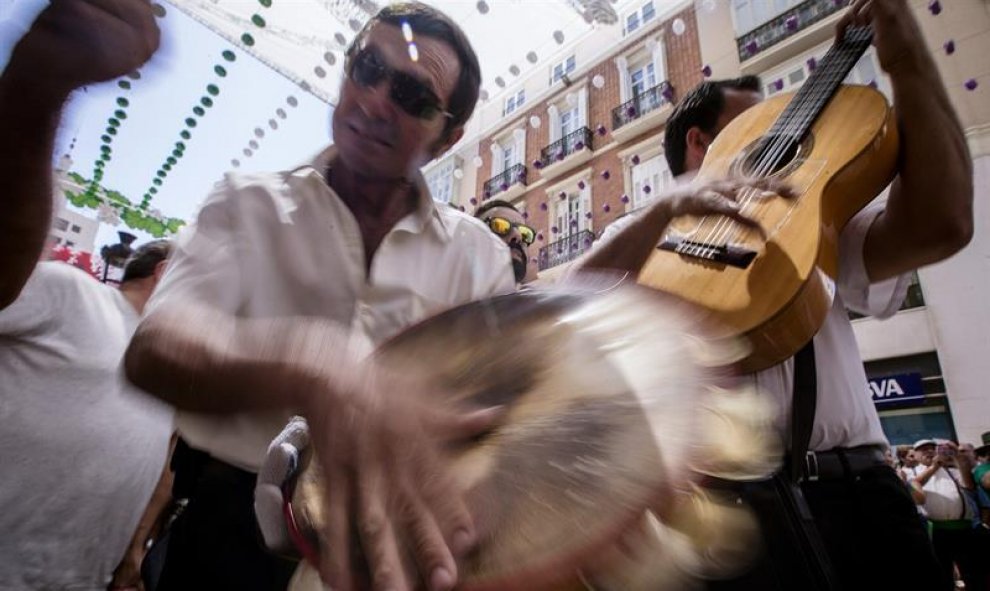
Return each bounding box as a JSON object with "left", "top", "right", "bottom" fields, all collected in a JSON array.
[{"left": 0, "top": 0, "right": 982, "bottom": 590}]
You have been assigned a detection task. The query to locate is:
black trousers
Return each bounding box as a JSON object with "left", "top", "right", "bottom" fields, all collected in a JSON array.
[
  {"left": 155, "top": 443, "right": 298, "bottom": 591},
  {"left": 710, "top": 465, "right": 947, "bottom": 591},
  {"left": 931, "top": 525, "right": 990, "bottom": 591}
]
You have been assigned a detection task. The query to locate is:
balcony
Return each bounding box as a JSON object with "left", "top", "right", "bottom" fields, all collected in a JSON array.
[
  {"left": 538, "top": 126, "right": 594, "bottom": 180},
  {"left": 483, "top": 163, "right": 528, "bottom": 201},
  {"left": 611, "top": 81, "right": 674, "bottom": 144},
  {"left": 538, "top": 229, "right": 595, "bottom": 272},
  {"left": 736, "top": 0, "right": 846, "bottom": 74}
]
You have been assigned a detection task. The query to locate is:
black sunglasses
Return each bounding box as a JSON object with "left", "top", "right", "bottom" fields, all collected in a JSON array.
[
  {"left": 348, "top": 47, "right": 454, "bottom": 121},
  {"left": 485, "top": 216, "right": 536, "bottom": 245}
]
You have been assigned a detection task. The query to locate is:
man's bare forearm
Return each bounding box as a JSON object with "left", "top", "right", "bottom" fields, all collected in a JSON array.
[
  {"left": 124, "top": 302, "right": 363, "bottom": 415},
  {"left": 0, "top": 63, "right": 69, "bottom": 309},
  {"left": 864, "top": 51, "right": 973, "bottom": 281},
  {"left": 575, "top": 201, "right": 675, "bottom": 275}
]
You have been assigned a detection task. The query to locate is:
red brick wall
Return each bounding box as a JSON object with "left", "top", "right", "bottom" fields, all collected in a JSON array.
[{"left": 475, "top": 5, "right": 704, "bottom": 259}]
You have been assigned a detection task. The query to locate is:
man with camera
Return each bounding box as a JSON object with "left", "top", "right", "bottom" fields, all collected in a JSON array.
[{"left": 910, "top": 439, "right": 987, "bottom": 589}]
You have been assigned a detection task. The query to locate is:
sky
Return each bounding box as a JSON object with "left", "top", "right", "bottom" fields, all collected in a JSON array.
[
  {"left": 0, "top": 0, "right": 646, "bottom": 253},
  {"left": 2, "top": 0, "right": 334, "bottom": 250}
]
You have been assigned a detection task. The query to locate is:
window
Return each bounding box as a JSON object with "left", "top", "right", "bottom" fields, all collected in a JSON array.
[
  {"left": 52, "top": 237, "right": 62, "bottom": 245},
  {"left": 551, "top": 55, "right": 576, "bottom": 84},
  {"left": 624, "top": 2, "right": 655, "bottom": 35},
  {"left": 629, "top": 62, "right": 657, "bottom": 96},
  {"left": 70, "top": 224, "right": 81, "bottom": 233},
  {"left": 424, "top": 158, "right": 457, "bottom": 204},
  {"left": 65, "top": 240, "right": 75, "bottom": 247},
  {"left": 560, "top": 107, "right": 579, "bottom": 139},
  {"left": 553, "top": 188, "right": 591, "bottom": 239},
  {"left": 630, "top": 154, "right": 673, "bottom": 210},
  {"left": 502, "top": 142, "right": 516, "bottom": 173},
  {"left": 53, "top": 217, "right": 69, "bottom": 231},
  {"left": 503, "top": 89, "right": 525, "bottom": 116},
  {"left": 641, "top": 1, "right": 655, "bottom": 23},
  {"left": 626, "top": 12, "right": 640, "bottom": 34}
]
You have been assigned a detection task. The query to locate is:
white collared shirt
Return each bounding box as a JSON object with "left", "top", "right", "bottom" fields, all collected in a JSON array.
[
  {"left": 147, "top": 147, "right": 515, "bottom": 470},
  {"left": 597, "top": 197, "right": 909, "bottom": 452}
]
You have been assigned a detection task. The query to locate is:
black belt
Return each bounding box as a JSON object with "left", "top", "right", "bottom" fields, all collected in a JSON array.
[{"left": 792, "top": 445, "right": 887, "bottom": 482}]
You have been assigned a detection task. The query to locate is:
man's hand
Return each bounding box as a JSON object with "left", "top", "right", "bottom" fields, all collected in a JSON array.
[
  {"left": 304, "top": 363, "right": 501, "bottom": 591},
  {"left": 107, "top": 547, "right": 144, "bottom": 591},
  {"left": 7, "top": 0, "right": 160, "bottom": 100},
  {"left": 836, "top": 0, "right": 926, "bottom": 76},
  {"left": 659, "top": 176, "right": 796, "bottom": 239}
]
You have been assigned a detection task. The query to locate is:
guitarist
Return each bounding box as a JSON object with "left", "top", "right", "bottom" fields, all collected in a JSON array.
[{"left": 579, "top": 1, "right": 973, "bottom": 590}]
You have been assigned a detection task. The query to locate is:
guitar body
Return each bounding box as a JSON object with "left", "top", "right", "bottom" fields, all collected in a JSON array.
[{"left": 638, "top": 85, "right": 899, "bottom": 372}]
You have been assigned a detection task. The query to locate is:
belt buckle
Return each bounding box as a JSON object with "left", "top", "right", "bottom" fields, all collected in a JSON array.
[{"left": 804, "top": 451, "right": 820, "bottom": 482}]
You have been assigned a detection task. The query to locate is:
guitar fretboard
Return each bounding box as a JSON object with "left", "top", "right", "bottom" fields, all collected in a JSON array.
[{"left": 768, "top": 25, "right": 874, "bottom": 142}]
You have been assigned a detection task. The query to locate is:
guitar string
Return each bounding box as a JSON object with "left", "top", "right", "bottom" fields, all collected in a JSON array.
[
  {"left": 700, "top": 26, "right": 871, "bottom": 251},
  {"left": 705, "top": 26, "right": 872, "bottom": 250},
  {"left": 690, "top": 26, "right": 872, "bottom": 257},
  {"left": 712, "top": 31, "right": 866, "bottom": 246}
]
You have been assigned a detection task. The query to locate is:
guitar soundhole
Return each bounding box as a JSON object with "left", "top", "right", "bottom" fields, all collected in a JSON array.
[{"left": 738, "top": 134, "right": 807, "bottom": 179}]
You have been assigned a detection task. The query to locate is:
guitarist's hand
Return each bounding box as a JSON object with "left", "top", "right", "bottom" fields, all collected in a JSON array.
[
  {"left": 836, "top": 0, "right": 926, "bottom": 76},
  {"left": 661, "top": 177, "right": 795, "bottom": 239}
]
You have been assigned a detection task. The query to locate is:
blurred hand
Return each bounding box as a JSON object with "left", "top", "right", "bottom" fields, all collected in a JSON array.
[
  {"left": 304, "top": 362, "right": 501, "bottom": 591},
  {"left": 658, "top": 176, "right": 796, "bottom": 239},
  {"left": 8, "top": 0, "right": 160, "bottom": 98}
]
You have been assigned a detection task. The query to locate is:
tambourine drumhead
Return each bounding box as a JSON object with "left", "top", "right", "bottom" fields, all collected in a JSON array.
[{"left": 290, "top": 284, "right": 716, "bottom": 590}]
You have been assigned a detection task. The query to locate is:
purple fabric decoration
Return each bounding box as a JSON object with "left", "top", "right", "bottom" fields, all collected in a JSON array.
[
  {"left": 631, "top": 154, "right": 640, "bottom": 165},
  {"left": 702, "top": 65, "right": 712, "bottom": 77},
  {"left": 601, "top": 170, "right": 610, "bottom": 180},
  {"left": 943, "top": 40, "right": 955, "bottom": 55},
  {"left": 620, "top": 194, "right": 630, "bottom": 203},
  {"left": 928, "top": 0, "right": 941, "bottom": 15},
  {"left": 602, "top": 204, "right": 611, "bottom": 213},
  {"left": 965, "top": 79, "right": 978, "bottom": 91}
]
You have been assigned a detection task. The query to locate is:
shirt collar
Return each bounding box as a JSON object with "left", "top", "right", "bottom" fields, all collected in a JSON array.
[{"left": 298, "top": 145, "right": 453, "bottom": 242}]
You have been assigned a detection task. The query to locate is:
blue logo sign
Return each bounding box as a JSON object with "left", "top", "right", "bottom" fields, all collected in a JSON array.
[{"left": 868, "top": 372, "right": 925, "bottom": 405}]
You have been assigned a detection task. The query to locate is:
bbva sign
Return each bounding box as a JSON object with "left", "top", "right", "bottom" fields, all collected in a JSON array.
[{"left": 868, "top": 372, "right": 925, "bottom": 404}]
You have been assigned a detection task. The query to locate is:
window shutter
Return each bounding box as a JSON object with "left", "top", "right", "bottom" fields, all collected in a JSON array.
[
  {"left": 548, "top": 105, "right": 561, "bottom": 143},
  {"left": 615, "top": 56, "right": 630, "bottom": 104}
]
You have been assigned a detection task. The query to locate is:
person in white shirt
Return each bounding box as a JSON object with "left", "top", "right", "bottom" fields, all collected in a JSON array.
[
  {"left": 0, "top": 2, "right": 175, "bottom": 589},
  {"left": 1, "top": 3, "right": 512, "bottom": 591},
  {"left": 578, "top": 1, "right": 972, "bottom": 590},
  {"left": 128, "top": 4, "right": 510, "bottom": 591},
  {"left": 0, "top": 242, "right": 174, "bottom": 590},
  {"left": 910, "top": 439, "right": 987, "bottom": 589}
]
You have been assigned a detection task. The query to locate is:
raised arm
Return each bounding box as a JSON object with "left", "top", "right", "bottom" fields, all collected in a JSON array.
[
  {"left": 0, "top": 0, "right": 159, "bottom": 308},
  {"left": 837, "top": 0, "right": 973, "bottom": 282}
]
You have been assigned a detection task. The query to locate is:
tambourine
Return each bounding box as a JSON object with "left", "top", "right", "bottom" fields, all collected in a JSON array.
[{"left": 280, "top": 281, "right": 776, "bottom": 590}]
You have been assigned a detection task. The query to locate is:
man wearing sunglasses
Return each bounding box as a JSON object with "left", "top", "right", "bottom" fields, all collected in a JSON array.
[
  {"left": 0, "top": 2, "right": 515, "bottom": 591},
  {"left": 474, "top": 199, "right": 537, "bottom": 284}
]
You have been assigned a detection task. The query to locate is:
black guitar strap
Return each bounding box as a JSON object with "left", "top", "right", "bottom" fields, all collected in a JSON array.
[
  {"left": 790, "top": 341, "right": 817, "bottom": 482},
  {"left": 783, "top": 340, "right": 840, "bottom": 590}
]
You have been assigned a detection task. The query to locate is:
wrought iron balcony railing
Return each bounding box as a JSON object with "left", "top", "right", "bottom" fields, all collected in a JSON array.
[
  {"left": 736, "top": 0, "right": 845, "bottom": 62},
  {"left": 612, "top": 81, "right": 674, "bottom": 130},
  {"left": 483, "top": 163, "right": 527, "bottom": 199},
  {"left": 540, "top": 126, "right": 593, "bottom": 167},
  {"left": 538, "top": 229, "right": 595, "bottom": 271}
]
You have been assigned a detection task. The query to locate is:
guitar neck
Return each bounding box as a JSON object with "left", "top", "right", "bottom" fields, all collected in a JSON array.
[{"left": 769, "top": 25, "right": 874, "bottom": 142}]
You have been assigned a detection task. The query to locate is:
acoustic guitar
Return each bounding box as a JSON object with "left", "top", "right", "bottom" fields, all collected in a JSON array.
[{"left": 637, "top": 26, "right": 899, "bottom": 372}]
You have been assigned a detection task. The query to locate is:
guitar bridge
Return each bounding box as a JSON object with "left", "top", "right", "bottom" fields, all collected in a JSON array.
[{"left": 659, "top": 237, "right": 757, "bottom": 269}]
